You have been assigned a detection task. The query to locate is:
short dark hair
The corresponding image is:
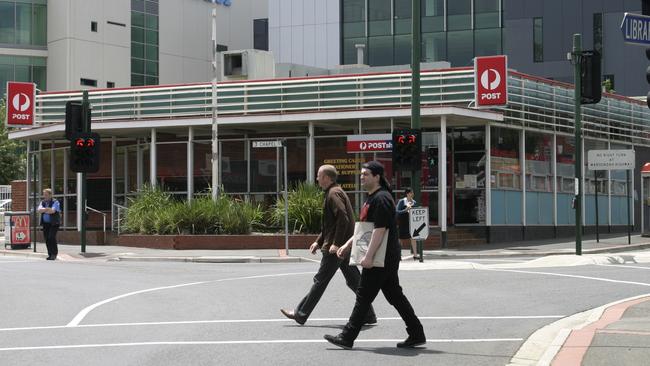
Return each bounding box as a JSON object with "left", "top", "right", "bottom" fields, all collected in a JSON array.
[{"left": 404, "top": 187, "right": 412, "bottom": 194}]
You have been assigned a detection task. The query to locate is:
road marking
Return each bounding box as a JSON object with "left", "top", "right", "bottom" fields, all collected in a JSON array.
[
  {"left": 483, "top": 268, "right": 650, "bottom": 287},
  {"left": 598, "top": 263, "right": 650, "bottom": 271},
  {"left": 0, "top": 260, "right": 37, "bottom": 264},
  {"left": 66, "top": 271, "right": 315, "bottom": 327},
  {"left": 0, "top": 315, "right": 564, "bottom": 333},
  {"left": 0, "top": 338, "right": 524, "bottom": 352}
]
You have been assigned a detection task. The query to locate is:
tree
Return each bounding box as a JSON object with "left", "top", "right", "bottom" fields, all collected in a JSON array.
[{"left": 0, "top": 99, "right": 27, "bottom": 185}]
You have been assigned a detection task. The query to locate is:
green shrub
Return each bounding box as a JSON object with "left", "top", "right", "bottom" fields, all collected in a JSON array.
[
  {"left": 123, "top": 187, "right": 262, "bottom": 235},
  {"left": 271, "top": 182, "right": 323, "bottom": 234}
]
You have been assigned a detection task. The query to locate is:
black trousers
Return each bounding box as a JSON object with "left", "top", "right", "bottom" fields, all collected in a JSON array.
[
  {"left": 42, "top": 223, "right": 59, "bottom": 258},
  {"left": 296, "top": 251, "right": 376, "bottom": 321},
  {"left": 341, "top": 261, "right": 424, "bottom": 341}
]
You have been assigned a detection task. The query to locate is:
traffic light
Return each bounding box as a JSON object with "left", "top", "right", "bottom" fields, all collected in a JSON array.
[
  {"left": 70, "top": 133, "right": 101, "bottom": 173},
  {"left": 392, "top": 128, "right": 422, "bottom": 171},
  {"left": 580, "top": 50, "right": 601, "bottom": 105},
  {"left": 65, "top": 101, "right": 90, "bottom": 140}
]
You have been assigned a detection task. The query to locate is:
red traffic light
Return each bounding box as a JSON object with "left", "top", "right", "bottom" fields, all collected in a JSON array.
[
  {"left": 86, "top": 138, "right": 95, "bottom": 147},
  {"left": 75, "top": 138, "right": 85, "bottom": 147}
]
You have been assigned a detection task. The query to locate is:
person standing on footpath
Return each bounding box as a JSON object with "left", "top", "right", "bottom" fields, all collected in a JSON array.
[
  {"left": 37, "top": 188, "right": 61, "bottom": 260},
  {"left": 397, "top": 187, "right": 419, "bottom": 260},
  {"left": 324, "top": 161, "right": 425, "bottom": 349},
  {"left": 280, "top": 165, "right": 377, "bottom": 325}
]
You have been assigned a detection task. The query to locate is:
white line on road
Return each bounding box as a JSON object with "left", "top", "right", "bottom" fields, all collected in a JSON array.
[
  {"left": 0, "top": 315, "right": 565, "bottom": 333},
  {"left": 598, "top": 264, "right": 650, "bottom": 271},
  {"left": 66, "top": 271, "right": 315, "bottom": 327},
  {"left": 0, "top": 260, "right": 38, "bottom": 264},
  {"left": 483, "top": 268, "right": 650, "bottom": 287},
  {"left": 0, "top": 338, "right": 524, "bottom": 352}
]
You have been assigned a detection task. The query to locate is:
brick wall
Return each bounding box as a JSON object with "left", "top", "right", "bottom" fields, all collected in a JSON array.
[{"left": 11, "top": 180, "right": 26, "bottom": 211}]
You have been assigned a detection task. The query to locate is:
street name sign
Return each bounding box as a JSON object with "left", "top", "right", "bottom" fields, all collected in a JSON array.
[
  {"left": 252, "top": 140, "right": 283, "bottom": 148},
  {"left": 409, "top": 207, "right": 429, "bottom": 240},
  {"left": 587, "top": 149, "right": 635, "bottom": 170},
  {"left": 620, "top": 13, "right": 650, "bottom": 45}
]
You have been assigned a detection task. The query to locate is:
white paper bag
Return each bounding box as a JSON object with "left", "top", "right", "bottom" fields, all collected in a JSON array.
[{"left": 349, "top": 221, "right": 387, "bottom": 268}]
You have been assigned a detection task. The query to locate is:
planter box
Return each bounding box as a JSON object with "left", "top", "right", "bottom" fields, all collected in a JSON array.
[{"left": 117, "top": 234, "right": 320, "bottom": 250}]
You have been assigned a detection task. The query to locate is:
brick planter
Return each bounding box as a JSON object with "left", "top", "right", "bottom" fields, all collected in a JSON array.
[{"left": 117, "top": 234, "right": 320, "bottom": 250}]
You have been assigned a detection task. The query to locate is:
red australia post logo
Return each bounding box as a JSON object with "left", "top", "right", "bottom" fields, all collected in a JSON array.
[
  {"left": 474, "top": 55, "right": 508, "bottom": 107},
  {"left": 347, "top": 134, "right": 393, "bottom": 153},
  {"left": 6, "top": 82, "right": 35, "bottom": 126}
]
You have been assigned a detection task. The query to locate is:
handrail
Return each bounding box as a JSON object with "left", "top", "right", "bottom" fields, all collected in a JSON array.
[
  {"left": 85, "top": 205, "right": 106, "bottom": 233},
  {"left": 112, "top": 203, "right": 127, "bottom": 235}
]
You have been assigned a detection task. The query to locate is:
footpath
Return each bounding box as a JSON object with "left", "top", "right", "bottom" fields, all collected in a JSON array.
[{"left": 3, "top": 232, "right": 650, "bottom": 365}]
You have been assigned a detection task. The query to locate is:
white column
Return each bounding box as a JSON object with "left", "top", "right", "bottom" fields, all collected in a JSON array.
[
  {"left": 136, "top": 140, "right": 143, "bottom": 190},
  {"left": 150, "top": 129, "right": 157, "bottom": 188},
  {"left": 124, "top": 148, "right": 129, "bottom": 197},
  {"left": 307, "top": 122, "right": 315, "bottom": 183},
  {"left": 485, "top": 125, "right": 491, "bottom": 227},
  {"left": 50, "top": 142, "right": 55, "bottom": 192},
  {"left": 187, "top": 127, "right": 194, "bottom": 201},
  {"left": 111, "top": 137, "right": 116, "bottom": 228},
  {"left": 520, "top": 129, "right": 526, "bottom": 226},
  {"left": 552, "top": 133, "right": 558, "bottom": 227},
  {"left": 439, "top": 116, "right": 447, "bottom": 236}
]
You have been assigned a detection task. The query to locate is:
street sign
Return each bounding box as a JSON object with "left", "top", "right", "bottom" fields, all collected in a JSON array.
[
  {"left": 252, "top": 140, "right": 283, "bottom": 148},
  {"left": 620, "top": 13, "right": 650, "bottom": 46},
  {"left": 6, "top": 82, "right": 35, "bottom": 126},
  {"left": 409, "top": 207, "right": 429, "bottom": 240},
  {"left": 474, "top": 55, "right": 508, "bottom": 108},
  {"left": 347, "top": 134, "right": 393, "bottom": 153},
  {"left": 587, "top": 149, "right": 635, "bottom": 170}
]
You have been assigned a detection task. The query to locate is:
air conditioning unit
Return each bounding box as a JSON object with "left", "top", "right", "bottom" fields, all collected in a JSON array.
[{"left": 221, "top": 49, "right": 275, "bottom": 81}]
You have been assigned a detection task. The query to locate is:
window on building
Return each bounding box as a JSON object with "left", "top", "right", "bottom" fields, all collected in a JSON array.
[
  {"left": 80, "top": 78, "right": 97, "bottom": 87},
  {"left": 603, "top": 74, "right": 615, "bottom": 91},
  {"left": 593, "top": 13, "right": 603, "bottom": 54},
  {"left": 253, "top": 18, "right": 268, "bottom": 51},
  {"left": 447, "top": 0, "right": 471, "bottom": 31},
  {"left": 217, "top": 44, "right": 228, "bottom": 52},
  {"left": 475, "top": 0, "right": 500, "bottom": 29},
  {"left": 533, "top": 17, "right": 543, "bottom": 62},
  {"left": 131, "top": 0, "right": 158, "bottom": 86},
  {"left": 368, "top": 0, "right": 391, "bottom": 36},
  {"left": 422, "top": 0, "right": 444, "bottom": 32},
  {"left": 394, "top": 0, "right": 412, "bottom": 35},
  {"left": 107, "top": 81, "right": 115, "bottom": 88},
  {"left": 0, "top": 55, "right": 47, "bottom": 95},
  {"left": 0, "top": 1, "right": 47, "bottom": 46},
  {"left": 91, "top": 21, "right": 98, "bottom": 32}
]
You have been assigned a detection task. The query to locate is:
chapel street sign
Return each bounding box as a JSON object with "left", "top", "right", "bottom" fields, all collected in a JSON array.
[{"left": 620, "top": 12, "right": 650, "bottom": 46}]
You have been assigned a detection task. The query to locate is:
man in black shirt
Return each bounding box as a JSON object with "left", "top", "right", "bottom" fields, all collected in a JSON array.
[{"left": 324, "top": 161, "right": 425, "bottom": 349}]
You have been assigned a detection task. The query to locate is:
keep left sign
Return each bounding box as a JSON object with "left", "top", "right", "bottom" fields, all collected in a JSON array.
[{"left": 6, "top": 81, "right": 35, "bottom": 126}]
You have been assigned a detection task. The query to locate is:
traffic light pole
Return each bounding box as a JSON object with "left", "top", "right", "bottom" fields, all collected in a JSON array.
[
  {"left": 80, "top": 91, "right": 90, "bottom": 253},
  {"left": 572, "top": 34, "right": 583, "bottom": 256},
  {"left": 411, "top": 0, "right": 423, "bottom": 261}
]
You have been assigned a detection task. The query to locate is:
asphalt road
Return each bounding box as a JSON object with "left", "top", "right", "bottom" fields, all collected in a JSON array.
[{"left": 2, "top": 255, "right": 650, "bottom": 365}]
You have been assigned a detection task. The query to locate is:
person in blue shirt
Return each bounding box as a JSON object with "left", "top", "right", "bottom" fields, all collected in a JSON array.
[{"left": 37, "top": 188, "right": 61, "bottom": 260}]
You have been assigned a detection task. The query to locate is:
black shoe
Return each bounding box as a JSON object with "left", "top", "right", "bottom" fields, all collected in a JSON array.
[
  {"left": 364, "top": 315, "right": 378, "bottom": 325},
  {"left": 46, "top": 256, "right": 54, "bottom": 260},
  {"left": 280, "top": 308, "right": 306, "bottom": 325},
  {"left": 324, "top": 334, "right": 353, "bottom": 350},
  {"left": 397, "top": 335, "right": 426, "bottom": 348}
]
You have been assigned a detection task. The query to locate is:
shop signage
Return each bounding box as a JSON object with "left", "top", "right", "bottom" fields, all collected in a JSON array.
[
  {"left": 620, "top": 13, "right": 650, "bottom": 46},
  {"left": 10, "top": 215, "right": 31, "bottom": 245},
  {"left": 587, "top": 149, "right": 635, "bottom": 170},
  {"left": 347, "top": 134, "right": 392, "bottom": 153},
  {"left": 474, "top": 55, "right": 508, "bottom": 108},
  {"left": 409, "top": 207, "right": 429, "bottom": 240},
  {"left": 6, "top": 81, "right": 35, "bottom": 126}
]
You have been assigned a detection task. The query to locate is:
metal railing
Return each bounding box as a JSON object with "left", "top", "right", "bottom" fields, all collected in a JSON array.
[
  {"left": 113, "top": 203, "right": 127, "bottom": 235},
  {"left": 85, "top": 205, "right": 107, "bottom": 233},
  {"left": 26, "top": 68, "right": 650, "bottom": 146}
]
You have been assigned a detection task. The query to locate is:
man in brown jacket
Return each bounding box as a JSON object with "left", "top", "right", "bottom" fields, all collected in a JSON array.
[{"left": 281, "top": 164, "right": 376, "bottom": 325}]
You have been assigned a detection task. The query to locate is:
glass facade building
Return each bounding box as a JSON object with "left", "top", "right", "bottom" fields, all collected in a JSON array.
[
  {"left": 131, "top": 0, "right": 159, "bottom": 86},
  {"left": 0, "top": 0, "right": 47, "bottom": 95},
  {"left": 341, "top": 0, "right": 502, "bottom": 67}
]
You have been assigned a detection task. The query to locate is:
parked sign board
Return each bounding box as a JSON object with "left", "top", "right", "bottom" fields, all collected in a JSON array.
[{"left": 587, "top": 149, "right": 635, "bottom": 170}]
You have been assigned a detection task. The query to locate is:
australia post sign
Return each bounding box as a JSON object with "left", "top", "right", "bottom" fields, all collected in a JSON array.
[
  {"left": 474, "top": 55, "right": 508, "bottom": 108},
  {"left": 347, "top": 134, "right": 392, "bottom": 153},
  {"left": 6, "top": 82, "right": 35, "bottom": 126}
]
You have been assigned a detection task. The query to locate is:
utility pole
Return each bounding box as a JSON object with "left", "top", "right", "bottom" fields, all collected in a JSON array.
[
  {"left": 411, "top": 0, "right": 423, "bottom": 261},
  {"left": 211, "top": 6, "right": 220, "bottom": 200},
  {"left": 572, "top": 34, "right": 583, "bottom": 256},
  {"left": 80, "top": 90, "right": 90, "bottom": 253}
]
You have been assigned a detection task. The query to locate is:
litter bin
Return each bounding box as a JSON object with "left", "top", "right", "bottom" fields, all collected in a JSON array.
[{"left": 3, "top": 211, "right": 31, "bottom": 249}]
